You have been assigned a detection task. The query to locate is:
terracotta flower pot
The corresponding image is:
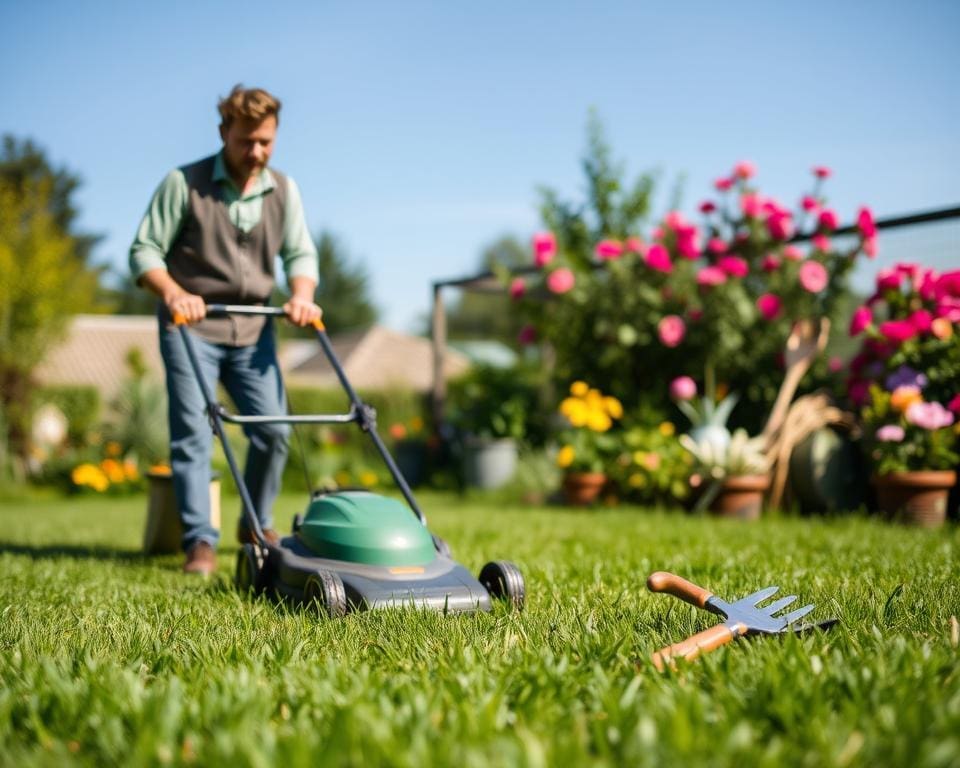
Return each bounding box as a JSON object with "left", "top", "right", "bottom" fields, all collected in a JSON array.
[
  {"left": 562, "top": 472, "right": 608, "bottom": 506},
  {"left": 709, "top": 474, "right": 770, "bottom": 520},
  {"left": 873, "top": 470, "right": 956, "bottom": 528}
]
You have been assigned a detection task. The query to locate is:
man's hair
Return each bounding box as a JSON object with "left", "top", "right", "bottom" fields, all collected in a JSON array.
[{"left": 217, "top": 85, "right": 281, "bottom": 129}]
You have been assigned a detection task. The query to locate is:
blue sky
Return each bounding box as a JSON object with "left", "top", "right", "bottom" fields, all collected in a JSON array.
[{"left": 3, "top": 1, "right": 958, "bottom": 331}]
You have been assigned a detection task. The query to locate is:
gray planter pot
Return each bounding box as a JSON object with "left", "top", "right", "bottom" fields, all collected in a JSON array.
[{"left": 462, "top": 437, "right": 518, "bottom": 490}]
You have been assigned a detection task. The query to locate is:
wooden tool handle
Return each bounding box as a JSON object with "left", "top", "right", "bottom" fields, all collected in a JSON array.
[
  {"left": 646, "top": 571, "right": 713, "bottom": 608},
  {"left": 651, "top": 622, "right": 743, "bottom": 671}
]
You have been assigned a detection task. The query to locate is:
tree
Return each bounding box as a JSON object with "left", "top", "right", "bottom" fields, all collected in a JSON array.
[
  {"left": 310, "top": 231, "right": 378, "bottom": 332},
  {"left": 0, "top": 136, "right": 101, "bottom": 462}
]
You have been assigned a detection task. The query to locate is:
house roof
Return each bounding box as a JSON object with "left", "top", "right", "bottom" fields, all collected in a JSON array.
[
  {"left": 284, "top": 325, "right": 470, "bottom": 392},
  {"left": 34, "top": 315, "right": 164, "bottom": 402},
  {"left": 35, "top": 315, "right": 470, "bottom": 400}
]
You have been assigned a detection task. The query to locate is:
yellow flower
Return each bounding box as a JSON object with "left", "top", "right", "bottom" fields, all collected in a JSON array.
[
  {"left": 603, "top": 396, "right": 623, "bottom": 419},
  {"left": 633, "top": 450, "right": 647, "bottom": 466},
  {"left": 359, "top": 470, "right": 378, "bottom": 487},
  {"left": 409, "top": 416, "right": 424, "bottom": 432},
  {"left": 931, "top": 318, "right": 953, "bottom": 340},
  {"left": 628, "top": 473, "right": 646, "bottom": 488},
  {"left": 570, "top": 381, "right": 589, "bottom": 397},
  {"left": 105, "top": 441, "right": 122, "bottom": 457},
  {"left": 586, "top": 410, "right": 612, "bottom": 433},
  {"left": 334, "top": 470, "right": 351, "bottom": 487},
  {"left": 659, "top": 421, "right": 675, "bottom": 437},
  {"left": 890, "top": 386, "right": 923, "bottom": 413},
  {"left": 557, "top": 445, "right": 575, "bottom": 468},
  {"left": 561, "top": 398, "right": 589, "bottom": 427},
  {"left": 101, "top": 459, "right": 125, "bottom": 484}
]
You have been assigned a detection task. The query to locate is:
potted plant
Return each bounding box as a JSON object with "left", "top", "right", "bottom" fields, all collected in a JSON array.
[
  {"left": 680, "top": 428, "right": 770, "bottom": 520},
  {"left": 847, "top": 263, "right": 960, "bottom": 527},
  {"left": 448, "top": 364, "right": 540, "bottom": 490},
  {"left": 555, "top": 381, "right": 623, "bottom": 505}
]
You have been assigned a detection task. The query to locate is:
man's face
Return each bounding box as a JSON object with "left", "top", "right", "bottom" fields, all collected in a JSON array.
[{"left": 220, "top": 115, "right": 277, "bottom": 184}]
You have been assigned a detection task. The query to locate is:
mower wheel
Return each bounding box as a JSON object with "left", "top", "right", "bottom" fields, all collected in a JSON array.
[
  {"left": 235, "top": 543, "right": 265, "bottom": 594},
  {"left": 292, "top": 513, "right": 303, "bottom": 533},
  {"left": 432, "top": 533, "right": 452, "bottom": 558},
  {"left": 304, "top": 570, "right": 348, "bottom": 618},
  {"left": 479, "top": 560, "right": 525, "bottom": 611}
]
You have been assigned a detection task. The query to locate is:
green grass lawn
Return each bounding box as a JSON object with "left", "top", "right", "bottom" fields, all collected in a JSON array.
[{"left": 2, "top": 491, "right": 959, "bottom": 767}]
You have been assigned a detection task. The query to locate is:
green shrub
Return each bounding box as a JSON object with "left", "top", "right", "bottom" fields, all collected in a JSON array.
[{"left": 34, "top": 385, "right": 100, "bottom": 445}]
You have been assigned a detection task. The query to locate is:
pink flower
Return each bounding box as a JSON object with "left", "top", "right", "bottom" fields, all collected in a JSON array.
[
  {"left": 762, "top": 253, "right": 781, "bottom": 272},
  {"left": 517, "top": 325, "right": 537, "bottom": 345},
  {"left": 906, "top": 401, "right": 955, "bottom": 430},
  {"left": 718, "top": 255, "right": 749, "bottom": 278},
  {"left": 699, "top": 200, "right": 717, "bottom": 214},
  {"left": 509, "top": 277, "right": 526, "bottom": 300},
  {"left": 812, "top": 166, "right": 832, "bottom": 179},
  {"left": 766, "top": 211, "right": 794, "bottom": 240},
  {"left": 658, "top": 315, "right": 686, "bottom": 348},
  {"left": 879, "top": 319, "right": 917, "bottom": 344},
  {"left": 801, "top": 195, "right": 820, "bottom": 212},
  {"left": 876, "top": 424, "right": 905, "bottom": 442},
  {"left": 948, "top": 394, "right": 960, "bottom": 415},
  {"left": 828, "top": 356, "right": 843, "bottom": 373},
  {"left": 818, "top": 209, "right": 839, "bottom": 231},
  {"left": 811, "top": 234, "right": 831, "bottom": 252},
  {"left": 756, "top": 293, "right": 783, "bottom": 321},
  {"left": 848, "top": 379, "right": 870, "bottom": 407},
  {"left": 857, "top": 207, "right": 877, "bottom": 238},
  {"left": 909, "top": 309, "right": 933, "bottom": 334},
  {"left": 714, "top": 177, "right": 734, "bottom": 192},
  {"left": 696, "top": 266, "right": 728, "bottom": 287},
  {"left": 783, "top": 245, "right": 804, "bottom": 261},
  {"left": 644, "top": 243, "right": 673, "bottom": 273},
  {"left": 798, "top": 260, "right": 828, "bottom": 293},
  {"left": 849, "top": 305, "right": 873, "bottom": 336},
  {"left": 688, "top": 308, "right": 704, "bottom": 322},
  {"left": 863, "top": 236, "right": 878, "bottom": 258},
  {"left": 625, "top": 236, "right": 644, "bottom": 253},
  {"left": 532, "top": 232, "right": 557, "bottom": 267},
  {"left": 595, "top": 239, "right": 624, "bottom": 261},
  {"left": 733, "top": 160, "right": 756, "bottom": 180},
  {"left": 674, "top": 223, "right": 701, "bottom": 259},
  {"left": 876, "top": 268, "right": 902, "bottom": 292},
  {"left": 669, "top": 375, "right": 697, "bottom": 401},
  {"left": 935, "top": 270, "right": 960, "bottom": 298},
  {"left": 707, "top": 237, "right": 728, "bottom": 255},
  {"left": 741, "top": 193, "right": 764, "bottom": 218},
  {"left": 546, "top": 267, "right": 575, "bottom": 294}
]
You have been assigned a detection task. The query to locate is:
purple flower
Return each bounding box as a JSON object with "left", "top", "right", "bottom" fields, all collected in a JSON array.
[
  {"left": 885, "top": 365, "right": 928, "bottom": 392},
  {"left": 905, "top": 401, "right": 955, "bottom": 430},
  {"left": 876, "top": 424, "right": 905, "bottom": 442}
]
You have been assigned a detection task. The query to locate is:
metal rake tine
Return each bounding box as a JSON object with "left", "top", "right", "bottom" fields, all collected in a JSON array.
[
  {"left": 740, "top": 585, "right": 779, "bottom": 606},
  {"left": 780, "top": 604, "right": 815, "bottom": 625},
  {"left": 761, "top": 595, "right": 798, "bottom": 616}
]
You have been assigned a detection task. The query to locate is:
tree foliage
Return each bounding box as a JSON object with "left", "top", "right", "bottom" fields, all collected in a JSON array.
[
  {"left": 312, "top": 231, "right": 378, "bottom": 333},
  {"left": 0, "top": 135, "right": 101, "bottom": 458}
]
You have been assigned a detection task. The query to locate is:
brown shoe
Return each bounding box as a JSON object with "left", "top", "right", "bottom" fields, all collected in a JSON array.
[
  {"left": 183, "top": 540, "right": 216, "bottom": 576},
  {"left": 237, "top": 526, "right": 280, "bottom": 546}
]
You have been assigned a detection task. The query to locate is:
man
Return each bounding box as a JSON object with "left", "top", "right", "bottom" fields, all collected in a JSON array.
[{"left": 130, "top": 85, "right": 321, "bottom": 575}]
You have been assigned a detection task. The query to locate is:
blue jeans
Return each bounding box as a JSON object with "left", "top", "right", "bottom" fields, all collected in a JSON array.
[{"left": 159, "top": 320, "right": 290, "bottom": 551}]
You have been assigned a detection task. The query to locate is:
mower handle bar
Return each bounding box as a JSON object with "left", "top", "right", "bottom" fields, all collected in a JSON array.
[{"left": 174, "top": 303, "right": 428, "bottom": 533}]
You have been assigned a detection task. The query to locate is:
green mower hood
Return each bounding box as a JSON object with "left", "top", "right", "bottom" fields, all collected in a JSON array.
[{"left": 298, "top": 491, "right": 436, "bottom": 566}]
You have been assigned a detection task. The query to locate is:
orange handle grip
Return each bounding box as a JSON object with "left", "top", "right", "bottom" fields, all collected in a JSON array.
[
  {"left": 651, "top": 622, "right": 743, "bottom": 671},
  {"left": 312, "top": 317, "right": 326, "bottom": 331},
  {"left": 173, "top": 312, "right": 188, "bottom": 326},
  {"left": 646, "top": 571, "right": 713, "bottom": 608}
]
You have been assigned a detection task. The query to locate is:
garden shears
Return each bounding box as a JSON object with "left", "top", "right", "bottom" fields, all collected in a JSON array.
[{"left": 647, "top": 571, "right": 837, "bottom": 670}]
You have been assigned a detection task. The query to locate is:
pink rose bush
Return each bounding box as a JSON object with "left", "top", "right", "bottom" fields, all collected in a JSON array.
[
  {"left": 512, "top": 142, "right": 876, "bottom": 433},
  {"left": 849, "top": 262, "right": 960, "bottom": 474}
]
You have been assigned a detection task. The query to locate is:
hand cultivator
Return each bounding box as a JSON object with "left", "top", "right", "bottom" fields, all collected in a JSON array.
[{"left": 647, "top": 571, "right": 837, "bottom": 670}]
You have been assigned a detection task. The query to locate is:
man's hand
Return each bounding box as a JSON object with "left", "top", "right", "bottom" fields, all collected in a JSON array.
[
  {"left": 165, "top": 290, "right": 207, "bottom": 324},
  {"left": 283, "top": 295, "right": 323, "bottom": 327},
  {"left": 285, "top": 276, "right": 322, "bottom": 327}
]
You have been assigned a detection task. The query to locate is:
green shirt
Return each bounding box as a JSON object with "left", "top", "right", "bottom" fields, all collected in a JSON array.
[{"left": 129, "top": 151, "right": 319, "bottom": 285}]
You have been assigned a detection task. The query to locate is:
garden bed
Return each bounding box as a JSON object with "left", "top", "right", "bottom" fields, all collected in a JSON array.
[{"left": 1, "top": 493, "right": 958, "bottom": 766}]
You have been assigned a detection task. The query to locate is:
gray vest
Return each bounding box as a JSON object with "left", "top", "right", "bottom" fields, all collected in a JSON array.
[{"left": 162, "top": 154, "right": 288, "bottom": 346}]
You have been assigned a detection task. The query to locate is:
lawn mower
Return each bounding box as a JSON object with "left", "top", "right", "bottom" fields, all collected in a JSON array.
[{"left": 175, "top": 304, "right": 524, "bottom": 616}]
